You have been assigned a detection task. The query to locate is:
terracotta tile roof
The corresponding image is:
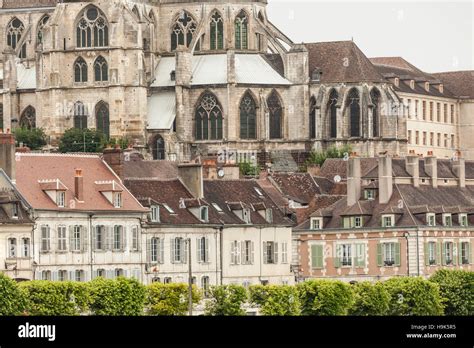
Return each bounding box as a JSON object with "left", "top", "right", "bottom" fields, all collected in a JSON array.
[
  {"left": 15, "top": 154, "right": 146, "bottom": 212},
  {"left": 432, "top": 71, "right": 474, "bottom": 99},
  {"left": 305, "top": 41, "right": 385, "bottom": 83},
  {"left": 319, "top": 158, "right": 378, "bottom": 180},
  {"left": 270, "top": 173, "right": 321, "bottom": 204}
]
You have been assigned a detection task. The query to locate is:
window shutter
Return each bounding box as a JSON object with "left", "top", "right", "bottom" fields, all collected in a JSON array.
[
  {"left": 436, "top": 241, "right": 442, "bottom": 265},
  {"left": 394, "top": 242, "right": 401, "bottom": 266},
  {"left": 274, "top": 242, "right": 279, "bottom": 264},
  {"left": 311, "top": 245, "right": 323, "bottom": 269},
  {"left": 458, "top": 241, "right": 463, "bottom": 265},
  {"left": 69, "top": 226, "right": 74, "bottom": 251},
  {"left": 160, "top": 238, "right": 165, "bottom": 264},
  {"left": 442, "top": 242, "right": 447, "bottom": 265},
  {"left": 121, "top": 226, "right": 127, "bottom": 251},
  {"left": 146, "top": 238, "right": 151, "bottom": 263},
  {"left": 452, "top": 242, "right": 458, "bottom": 265},
  {"left": 356, "top": 244, "right": 365, "bottom": 268},
  {"left": 82, "top": 226, "right": 88, "bottom": 252},
  {"left": 251, "top": 241, "right": 255, "bottom": 264},
  {"left": 171, "top": 238, "right": 176, "bottom": 264},
  {"left": 377, "top": 243, "right": 383, "bottom": 267},
  {"left": 83, "top": 271, "right": 89, "bottom": 282},
  {"left": 240, "top": 241, "right": 245, "bottom": 264},
  {"left": 106, "top": 270, "right": 114, "bottom": 279},
  {"left": 197, "top": 238, "right": 202, "bottom": 263},
  {"left": 424, "top": 243, "right": 429, "bottom": 266},
  {"left": 92, "top": 226, "right": 97, "bottom": 251},
  {"left": 183, "top": 239, "right": 188, "bottom": 264},
  {"left": 205, "top": 238, "right": 209, "bottom": 263},
  {"left": 236, "top": 241, "right": 241, "bottom": 264},
  {"left": 263, "top": 242, "right": 267, "bottom": 264},
  {"left": 469, "top": 242, "right": 472, "bottom": 264},
  {"left": 334, "top": 245, "right": 341, "bottom": 268}
]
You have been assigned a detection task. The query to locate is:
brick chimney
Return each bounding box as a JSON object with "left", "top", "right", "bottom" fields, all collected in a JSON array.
[
  {"left": 405, "top": 150, "right": 420, "bottom": 187},
  {"left": 378, "top": 155, "right": 393, "bottom": 204},
  {"left": 452, "top": 151, "right": 465, "bottom": 188},
  {"left": 347, "top": 153, "right": 361, "bottom": 206},
  {"left": 424, "top": 151, "right": 438, "bottom": 188},
  {"left": 178, "top": 163, "right": 203, "bottom": 199},
  {"left": 0, "top": 131, "right": 16, "bottom": 181},
  {"left": 103, "top": 145, "right": 124, "bottom": 178},
  {"left": 74, "top": 169, "right": 84, "bottom": 202}
]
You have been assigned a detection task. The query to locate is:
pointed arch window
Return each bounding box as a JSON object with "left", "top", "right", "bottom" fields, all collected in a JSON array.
[
  {"left": 37, "top": 15, "right": 50, "bottom": 45},
  {"left": 20, "top": 106, "right": 36, "bottom": 129},
  {"left": 171, "top": 11, "right": 196, "bottom": 51},
  {"left": 240, "top": 92, "right": 257, "bottom": 139},
  {"left": 74, "top": 57, "right": 88, "bottom": 82},
  {"left": 76, "top": 6, "right": 109, "bottom": 48},
  {"left": 328, "top": 90, "right": 338, "bottom": 138},
  {"left": 94, "top": 56, "right": 108, "bottom": 82},
  {"left": 370, "top": 88, "right": 381, "bottom": 137},
  {"left": 268, "top": 91, "right": 282, "bottom": 139},
  {"left": 96, "top": 102, "right": 110, "bottom": 138},
  {"left": 7, "top": 18, "right": 24, "bottom": 50},
  {"left": 74, "top": 102, "right": 88, "bottom": 129},
  {"left": 132, "top": 6, "right": 140, "bottom": 21},
  {"left": 235, "top": 11, "right": 248, "bottom": 50},
  {"left": 309, "top": 97, "right": 316, "bottom": 139},
  {"left": 210, "top": 11, "right": 224, "bottom": 50},
  {"left": 195, "top": 93, "right": 223, "bottom": 140},
  {"left": 347, "top": 89, "right": 361, "bottom": 137}
]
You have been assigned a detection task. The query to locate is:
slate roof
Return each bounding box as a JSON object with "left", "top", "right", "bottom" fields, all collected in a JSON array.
[
  {"left": 270, "top": 173, "right": 321, "bottom": 204},
  {"left": 122, "top": 154, "right": 178, "bottom": 180},
  {"left": 0, "top": 189, "right": 32, "bottom": 224},
  {"left": 432, "top": 71, "right": 474, "bottom": 99}
]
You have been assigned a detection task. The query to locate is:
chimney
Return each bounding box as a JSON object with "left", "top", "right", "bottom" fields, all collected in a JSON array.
[
  {"left": 103, "top": 146, "right": 124, "bottom": 179},
  {"left": 74, "top": 169, "right": 84, "bottom": 201},
  {"left": 0, "top": 131, "right": 16, "bottom": 181},
  {"left": 378, "top": 155, "right": 393, "bottom": 204},
  {"left": 178, "top": 163, "right": 203, "bottom": 199},
  {"left": 452, "top": 151, "right": 465, "bottom": 188},
  {"left": 405, "top": 150, "right": 420, "bottom": 187},
  {"left": 424, "top": 151, "right": 438, "bottom": 188},
  {"left": 347, "top": 153, "right": 361, "bottom": 206}
]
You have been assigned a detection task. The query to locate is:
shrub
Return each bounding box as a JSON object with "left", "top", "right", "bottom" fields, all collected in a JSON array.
[
  {"left": 349, "top": 282, "right": 391, "bottom": 316},
  {"left": 58, "top": 128, "right": 105, "bottom": 153},
  {"left": 204, "top": 285, "right": 248, "bottom": 316},
  {"left": 297, "top": 280, "right": 354, "bottom": 316},
  {"left": 13, "top": 127, "right": 47, "bottom": 150},
  {"left": 239, "top": 161, "right": 260, "bottom": 177},
  {"left": 430, "top": 270, "right": 474, "bottom": 316},
  {"left": 19, "top": 281, "right": 90, "bottom": 316},
  {"left": 249, "top": 285, "right": 301, "bottom": 316},
  {"left": 146, "top": 283, "right": 202, "bottom": 316},
  {"left": 305, "top": 145, "right": 352, "bottom": 167},
  {"left": 0, "top": 273, "right": 27, "bottom": 315},
  {"left": 383, "top": 277, "right": 444, "bottom": 316},
  {"left": 107, "top": 137, "right": 130, "bottom": 150},
  {"left": 89, "top": 277, "right": 146, "bottom": 316}
]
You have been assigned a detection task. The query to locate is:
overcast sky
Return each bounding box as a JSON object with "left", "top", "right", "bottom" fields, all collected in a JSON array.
[{"left": 266, "top": 0, "right": 473, "bottom": 73}]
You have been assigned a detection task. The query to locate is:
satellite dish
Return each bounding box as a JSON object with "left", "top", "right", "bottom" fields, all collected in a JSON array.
[
  {"left": 217, "top": 168, "right": 225, "bottom": 178},
  {"left": 334, "top": 175, "right": 342, "bottom": 183}
]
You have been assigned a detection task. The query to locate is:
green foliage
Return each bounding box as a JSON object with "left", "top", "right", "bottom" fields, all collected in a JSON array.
[
  {"left": 205, "top": 285, "right": 248, "bottom": 316},
  {"left": 12, "top": 127, "right": 47, "bottom": 150},
  {"left": 297, "top": 280, "right": 354, "bottom": 316},
  {"left": 0, "top": 273, "right": 27, "bottom": 315},
  {"left": 107, "top": 137, "right": 130, "bottom": 150},
  {"left": 383, "top": 277, "right": 444, "bottom": 316},
  {"left": 58, "top": 128, "right": 105, "bottom": 153},
  {"left": 306, "top": 144, "right": 352, "bottom": 167},
  {"left": 249, "top": 285, "right": 301, "bottom": 316},
  {"left": 430, "top": 269, "right": 474, "bottom": 316},
  {"left": 349, "top": 281, "right": 391, "bottom": 316},
  {"left": 19, "top": 281, "right": 90, "bottom": 316},
  {"left": 146, "top": 283, "right": 202, "bottom": 316},
  {"left": 89, "top": 277, "right": 146, "bottom": 316},
  {"left": 239, "top": 161, "right": 260, "bottom": 177}
]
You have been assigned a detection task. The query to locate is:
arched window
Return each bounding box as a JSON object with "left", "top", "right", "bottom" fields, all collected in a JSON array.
[
  {"left": 328, "top": 89, "right": 338, "bottom": 138},
  {"left": 240, "top": 91, "right": 257, "bottom": 139},
  {"left": 267, "top": 90, "right": 282, "bottom": 139},
  {"left": 171, "top": 11, "right": 196, "bottom": 51},
  {"left": 95, "top": 101, "right": 110, "bottom": 138},
  {"left": 195, "top": 93, "right": 223, "bottom": 140},
  {"left": 6, "top": 18, "right": 24, "bottom": 50},
  {"left": 152, "top": 135, "right": 165, "bottom": 160},
  {"left": 370, "top": 88, "right": 381, "bottom": 137},
  {"left": 347, "top": 89, "right": 360, "bottom": 137},
  {"left": 309, "top": 97, "right": 316, "bottom": 139},
  {"left": 37, "top": 15, "right": 50, "bottom": 45},
  {"left": 0, "top": 103, "right": 3, "bottom": 130},
  {"left": 74, "top": 102, "right": 88, "bottom": 129},
  {"left": 20, "top": 106, "right": 36, "bottom": 129},
  {"left": 132, "top": 6, "right": 140, "bottom": 21},
  {"left": 76, "top": 6, "right": 109, "bottom": 48},
  {"left": 94, "top": 56, "right": 108, "bottom": 82},
  {"left": 210, "top": 10, "right": 224, "bottom": 50},
  {"left": 235, "top": 11, "right": 248, "bottom": 50},
  {"left": 74, "top": 57, "right": 88, "bottom": 83}
]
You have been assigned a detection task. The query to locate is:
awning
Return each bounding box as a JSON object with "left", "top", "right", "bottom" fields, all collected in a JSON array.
[{"left": 147, "top": 91, "right": 176, "bottom": 130}]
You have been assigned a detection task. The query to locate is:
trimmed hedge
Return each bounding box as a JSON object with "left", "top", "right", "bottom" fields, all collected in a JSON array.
[
  {"left": 204, "top": 285, "right": 248, "bottom": 316},
  {"left": 249, "top": 285, "right": 301, "bottom": 316},
  {"left": 147, "top": 283, "right": 202, "bottom": 316},
  {"left": 297, "top": 280, "right": 354, "bottom": 316},
  {"left": 0, "top": 273, "right": 26, "bottom": 315},
  {"left": 349, "top": 281, "right": 390, "bottom": 316},
  {"left": 430, "top": 269, "right": 474, "bottom": 316}
]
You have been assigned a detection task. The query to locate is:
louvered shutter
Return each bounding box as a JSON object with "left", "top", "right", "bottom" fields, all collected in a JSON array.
[
  {"left": 105, "top": 226, "right": 111, "bottom": 251},
  {"left": 424, "top": 243, "right": 430, "bottom": 266},
  {"left": 334, "top": 245, "right": 341, "bottom": 268},
  {"left": 376, "top": 243, "right": 383, "bottom": 267},
  {"left": 69, "top": 271, "right": 75, "bottom": 282},
  {"left": 240, "top": 241, "right": 245, "bottom": 264},
  {"left": 197, "top": 238, "right": 202, "bottom": 263},
  {"left": 146, "top": 238, "right": 151, "bottom": 263},
  {"left": 82, "top": 226, "right": 88, "bottom": 252},
  {"left": 274, "top": 242, "right": 278, "bottom": 264},
  {"left": 469, "top": 242, "right": 472, "bottom": 264},
  {"left": 457, "top": 241, "right": 462, "bottom": 265},
  {"left": 205, "top": 238, "right": 209, "bottom": 263},
  {"left": 394, "top": 242, "right": 401, "bottom": 266},
  {"left": 52, "top": 271, "right": 58, "bottom": 281},
  {"left": 69, "top": 226, "right": 75, "bottom": 251},
  {"left": 160, "top": 238, "right": 164, "bottom": 264},
  {"left": 171, "top": 238, "right": 176, "bottom": 264},
  {"left": 251, "top": 241, "right": 255, "bottom": 264},
  {"left": 92, "top": 226, "right": 98, "bottom": 251},
  {"left": 356, "top": 244, "right": 365, "bottom": 268},
  {"left": 442, "top": 242, "right": 447, "bottom": 265},
  {"left": 121, "top": 226, "right": 127, "bottom": 251},
  {"left": 236, "top": 241, "right": 241, "bottom": 264},
  {"left": 263, "top": 242, "right": 267, "bottom": 264},
  {"left": 183, "top": 239, "right": 188, "bottom": 264},
  {"left": 436, "top": 241, "right": 442, "bottom": 265}
]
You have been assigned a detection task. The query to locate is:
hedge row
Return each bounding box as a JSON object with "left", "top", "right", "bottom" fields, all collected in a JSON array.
[{"left": 0, "top": 270, "right": 472, "bottom": 316}]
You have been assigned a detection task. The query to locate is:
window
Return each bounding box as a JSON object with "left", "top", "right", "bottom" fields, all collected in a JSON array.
[
  {"left": 200, "top": 206, "right": 209, "bottom": 222},
  {"left": 94, "top": 225, "right": 105, "bottom": 251},
  {"left": 94, "top": 56, "right": 108, "bottom": 82},
  {"left": 152, "top": 277, "right": 161, "bottom": 283},
  {"left": 58, "top": 270, "right": 68, "bottom": 281},
  {"left": 422, "top": 132, "right": 427, "bottom": 145},
  {"left": 426, "top": 241, "right": 437, "bottom": 265},
  {"left": 281, "top": 242, "right": 288, "bottom": 264},
  {"left": 201, "top": 276, "right": 210, "bottom": 297},
  {"left": 22, "top": 238, "right": 30, "bottom": 258},
  {"left": 310, "top": 218, "right": 322, "bottom": 230},
  {"left": 240, "top": 91, "right": 257, "bottom": 139},
  {"left": 459, "top": 214, "right": 468, "bottom": 227},
  {"left": 309, "top": 97, "right": 316, "bottom": 139},
  {"left": 230, "top": 240, "right": 240, "bottom": 265},
  {"left": 422, "top": 101, "right": 426, "bottom": 120},
  {"left": 406, "top": 99, "right": 411, "bottom": 118},
  {"left": 171, "top": 237, "right": 186, "bottom": 264},
  {"left": 242, "top": 240, "right": 254, "bottom": 265},
  {"left": 75, "top": 270, "right": 84, "bottom": 282},
  {"left": 444, "top": 134, "right": 448, "bottom": 148},
  {"left": 210, "top": 11, "right": 224, "bottom": 50},
  {"left": 150, "top": 205, "right": 160, "bottom": 222},
  {"left": 7, "top": 238, "right": 16, "bottom": 258},
  {"left": 415, "top": 100, "right": 419, "bottom": 117},
  {"left": 444, "top": 242, "right": 453, "bottom": 265},
  {"left": 328, "top": 89, "right": 338, "bottom": 138},
  {"left": 171, "top": 11, "right": 196, "bottom": 51},
  {"left": 197, "top": 237, "right": 209, "bottom": 263},
  {"left": 131, "top": 226, "right": 139, "bottom": 251},
  {"left": 195, "top": 93, "right": 223, "bottom": 140},
  {"left": 115, "top": 268, "right": 124, "bottom": 277},
  {"left": 380, "top": 242, "right": 400, "bottom": 267},
  {"left": 370, "top": 88, "right": 380, "bottom": 137},
  {"left": 7, "top": 18, "right": 25, "bottom": 51},
  {"left": 57, "top": 191, "right": 65, "bottom": 207},
  {"left": 408, "top": 130, "right": 412, "bottom": 144},
  {"left": 311, "top": 244, "right": 323, "bottom": 269},
  {"left": 234, "top": 11, "right": 248, "bottom": 49},
  {"left": 382, "top": 215, "right": 395, "bottom": 228},
  {"left": 164, "top": 277, "right": 172, "bottom": 284},
  {"left": 12, "top": 203, "right": 19, "bottom": 218},
  {"left": 343, "top": 216, "right": 363, "bottom": 229},
  {"left": 0, "top": 103, "right": 3, "bottom": 130},
  {"left": 415, "top": 131, "right": 419, "bottom": 145},
  {"left": 263, "top": 241, "right": 278, "bottom": 264},
  {"left": 74, "top": 57, "right": 88, "bottom": 83},
  {"left": 437, "top": 133, "right": 441, "bottom": 147},
  {"left": 42, "top": 270, "right": 52, "bottom": 281},
  {"left": 37, "top": 15, "right": 50, "bottom": 45},
  {"left": 444, "top": 103, "right": 448, "bottom": 122},
  {"left": 437, "top": 102, "right": 441, "bottom": 122},
  {"left": 113, "top": 225, "right": 124, "bottom": 250},
  {"left": 113, "top": 192, "right": 122, "bottom": 208},
  {"left": 460, "top": 242, "right": 470, "bottom": 265},
  {"left": 268, "top": 90, "right": 283, "bottom": 139},
  {"left": 355, "top": 216, "right": 363, "bottom": 228},
  {"left": 76, "top": 6, "right": 109, "bottom": 48},
  {"left": 347, "top": 89, "right": 360, "bottom": 137},
  {"left": 429, "top": 102, "right": 433, "bottom": 121},
  {"left": 443, "top": 214, "right": 452, "bottom": 227},
  {"left": 41, "top": 225, "right": 51, "bottom": 252},
  {"left": 265, "top": 208, "right": 273, "bottom": 223},
  {"left": 150, "top": 237, "right": 164, "bottom": 264},
  {"left": 450, "top": 105, "right": 455, "bottom": 123},
  {"left": 71, "top": 225, "right": 82, "bottom": 251},
  {"left": 427, "top": 213, "right": 436, "bottom": 227},
  {"left": 58, "top": 225, "right": 67, "bottom": 251},
  {"left": 451, "top": 134, "right": 455, "bottom": 148},
  {"left": 96, "top": 269, "right": 105, "bottom": 278},
  {"left": 73, "top": 102, "right": 88, "bottom": 129},
  {"left": 341, "top": 244, "right": 352, "bottom": 266},
  {"left": 20, "top": 106, "right": 36, "bottom": 129},
  {"left": 242, "top": 208, "right": 251, "bottom": 224},
  {"left": 430, "top": 132, "right": 434, "bottom": 146},
  {"left": 95, "top": 101, "right": 110, "bottom": 139},
  {"left": 364, "top": 189, "right": 375, "bottom": 200}
]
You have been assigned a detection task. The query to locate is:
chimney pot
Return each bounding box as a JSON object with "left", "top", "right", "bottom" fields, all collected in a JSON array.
[{"left": 74, "top": 168, "right": 84, "bottom": 201}]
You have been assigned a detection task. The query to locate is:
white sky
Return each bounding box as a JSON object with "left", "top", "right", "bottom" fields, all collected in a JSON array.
[{"left": 266, "top": 0, "right": 474, "bottom": 73}]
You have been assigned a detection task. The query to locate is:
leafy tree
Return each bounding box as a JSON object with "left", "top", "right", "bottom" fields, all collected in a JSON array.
[
  {"left": 146, "top": 283, "right": 202, "bottom": 316},
  {"left": 430, "top": 270, "right": 474, "bottom": 316},
  {"left": 349, "top": 281, "right": 391, "bottom": 316},
  {"left": 383, "top": 277, "right": 444, "bottom": 316},
  {"left": 12, "top": 127, "right": 47, "bottom": 150},
  {"left": 297, "top": 280, "right": 354, "bottom": 316},
  {"left": 0, "top": 273, "right": 27, "bottom": 315},
  {"left": 204, "top": 285, "right": 248, "bottom": 316},
  {"left": 58, "top": 128, "right": 105, "bottom": 153},
  {"left": 305, "top": 144, "right": 352, "bottom": 167},
  {"left": 249, "top": 285, "right": 301, "bottom": 316}
]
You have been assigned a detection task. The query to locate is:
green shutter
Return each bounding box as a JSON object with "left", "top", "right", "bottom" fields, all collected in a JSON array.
[
  {"left": 334, "top": 245, "right": 341, "bottom": 268},
  {"left": 469, "top": 242, "right": 472, "bottom": 264},
  {"left": 394, "top": 242, "right": 401, "bottom": 266},
  {"left": 311, "top": 245, "right": 323, "bottom": 269},
  {"left": 355, "top": 244, "right": 366, "bottom": 267},
  {"left": 458, "top": 241, "right": 463, "bottom": 265},
  {"left": 437, "top": 241, "right": 442, "bottom": 265},
  {"left": 441, "top": 242, "right": 447, "bottom": 266},
  {"left": 343, "top": 217, "right": 349, "bottom": 228},
  {"left": 424, "top": 242, "right": 430, "bottom": 266},
  {"left": 377, "top": 243, "right": 383, "bottom": 267}
]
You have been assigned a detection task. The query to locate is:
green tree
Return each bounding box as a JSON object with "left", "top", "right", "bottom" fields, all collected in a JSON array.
[
  {"left": 204, "top": 285, "right": 248, "bottom": 316},
  {"left": 0, "top": 273, "right": 27, "bottom": 315},
  {"left": 107, "top": 137, "right": 130, "bottom": 150},
  {"left": 58, "top": 128, "right": 105, "bottom": 153},
  {"left": 383, "top": 277, "right": 444, "bottom": 316},
  {"left": 297, "top": 280, "right": 354, "bottom": 316},
  {"left": 239, "top": 161, "right": 260, "bottom": 177},
  {"left": 430, "top": 270, "right": 474, "bottom": 316},
  {"left": 249, "top": 285, "right": 301, "bottom": 316},
  {"left": 349, "top": 281, "right": 391, "bottom": 316},
  {"left": 146, "top": 283, "right": 202, "bottom": 316},
  {"left": 12, "top": 127, "right": 47, "bottom": 150},
  {"left": 305, "top": 144, "right": 352, "bottom": 167}
]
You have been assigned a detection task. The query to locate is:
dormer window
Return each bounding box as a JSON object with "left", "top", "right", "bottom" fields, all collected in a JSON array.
[
  {"left": 459, "top": 213, "right": 468, "bottom": 227},
  {"left": 243, "top": 208, "right": 251, "bottom": 224},
  {"left": 394, "top": 77, "right": 399, "bottom": 87},
  {"left": 265, "top": 208, "right": 273, "bottom": 223},
  {"left": 443, "top": 213, "right": 452, "bottom": 227},
  {"left": 425, "top": 82, "right": 430, "bottom": 91},
  {"left": 311, "top": 69, "right": 322, "bottom": 82},
  {"left": 439, "top": 84, "right": 444, "bottom": 93},
  {"left": 427, "top": 213, "right": 436, "bottom": 226},
  {"left": 382, "top": 215, "right": 395, "bottom": 228},
  {"left": 410, "top": 80, "right": 415, "bottom": 89},
  {"left": 57, "top": 191, "right": 65, "bottom": 208},
  {"left": 114, "top": 192, "right": 122, "bottom": 208},
  {"left": 343, "top": 216, "right": 363, "bottom": 229},
  {"left": 12, "top": 203, "right": 19, "bottom": 219},
  {"left": 200, "top": 206, "right": 209, "bottom": 222},
  {"left": 364, "top": 189, "right": 376, "bottom": 200},
  {"left": 150, "top": 205, "right": 160, "bottom": 222},
  {"left": 254, "top": 187, "right": 264, "bottom": 196},
  {"left": 310, "top": 217, "right": 322, "bottom": 230},
  {"left": 95, "top": 180, "right": 124, "bottom": 208}
]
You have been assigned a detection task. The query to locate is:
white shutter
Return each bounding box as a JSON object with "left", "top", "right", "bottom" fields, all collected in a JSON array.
[
  {"left": 146, "top": 238, "right": 151, "bottom": 263},
  {"left": 263, "top": 242, "right": 267, "bottom": 264},
  {"left": 159, "top": 238, "right": 164, "bottom": 264},
  {"left": 123, "top": 269, "right": 129, "bottom": 278},
  {"left": 197, "top": 237, "right": 202, "bottom": 263},
  {"left": 92, "top": 226, "right": 97, "bottom": 251},
  {"left": 237, "top": 241, "right": 241, "bottom": 264},
  {"left": 183, "top": 239, "right": 188, "bottom": 264},
  {"left": 105, "top": 226, "right": 112, "bottom": 251},
  {"left": 230, "top": 242, "right": 235, "bottom": 264},
  {"left": 205, "top": 238, "right": 210, "bottom": 263},
  {"left": 171, "top": 238, "right": 176, "bottom": 264},
  {"left": 274, "top": 242, "right": 279, "bottom": 264},
  {"left": 82, "top": 226, "right": 88, "bottom": 252},
  {"left": 251, "top": 241, "right": 255, "bottom": 264},
  {"left": 83, "top": 271, "right": 89, "bottom": 282},
  {"left": 122, "top": 226, "right": 127, "bottom": 251},
  {"left": 69, "top": 226, "right": 74, "bottom": 251}
]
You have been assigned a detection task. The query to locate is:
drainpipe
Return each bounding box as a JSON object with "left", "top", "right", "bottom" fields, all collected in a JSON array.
[
  {"left": 89, "top": 214, "right": 93, "bottom": 280},
  {"left": 219, "top": 225, "right": 223, "bottom": 286},
  {"left": 416, "top": 228, "right": 420, "bottom": 276},
  {"left": 403, "top": 232, "right": 410, "bottom": 276}
]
